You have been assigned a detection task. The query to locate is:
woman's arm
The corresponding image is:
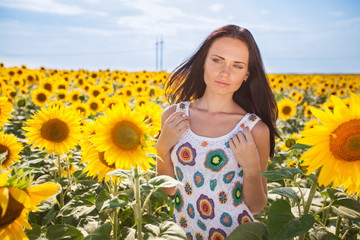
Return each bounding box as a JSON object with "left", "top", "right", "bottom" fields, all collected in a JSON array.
[
  {"left": 156, "top": 105, "right": 190, "bottom": 196},
  {"left": 230, "top": 121, "right": 270, "bottom": 214}
]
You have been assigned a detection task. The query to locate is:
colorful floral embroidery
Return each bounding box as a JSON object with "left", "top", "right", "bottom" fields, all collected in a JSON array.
[
  {"left": 193, "top": 171, "right": 205, "bottom": 187},
  {"left": 185, "top": 182, "right": 193, "bottom": 195},
  {"left": 180, "top": 216, "right": 188, "bottom": 228},
  {"left": 201, "top": 141, "right": 208, "bottom": 147},
  {"left": 232, "top": 181, "right": 243, "bottom": 206},
  {"left": 197, "top": 220, "right": 207, "bottom": 231},
  {"left": 225, "top": 141, "right": 230, "bottom": 148},
  {"left": 174, "top": 189, "right": 184, "bottom": 212},
  {"left": 175, "top": 166, "right": 184, "bottom": 181},
  {"left": 223, "top": 171, "right": 235, "bottom": 183},
  {"left": 186, "top": 232, "right": 193, "bottom": 240},
  {"left": 248, "top": 114, "right": 257, "bottom": 122},
  {"left": 220, "top": 212, "right": 233, "bottom": 227},
  {"left": 218, "top": 191, "right": 228, "bottom": 204},
  {"left": 179, "top": 103, "right": 186, "bottom": 110},
  {"left": 238, "top": 210, "right": 253, "bottom": 224},
  {"left": 210, "top": 179, "right": 217, "bottom": 191},
  {"left": 187, "top": 203, "right": 195, "bottom": 219},
  {"left": 240, "top": 123, "right": 245, "bottom": 128},
  {"left": 196, "top": 194, "right": 215, "bottom": 219},
  {"left": 195, "top": 232, "right": 204, "bottom": 240},
  {"left": 177, "top": 142, "right": 196, "bottom": 166},
  {"left": 208, "top": 228, "right": 227, "bottom": 240},
  {"left": 204, "top": 149, "right": 229, "bottom": 172},
  {"left": 238, "top": 170, "right": 244, "bottom": 177}
]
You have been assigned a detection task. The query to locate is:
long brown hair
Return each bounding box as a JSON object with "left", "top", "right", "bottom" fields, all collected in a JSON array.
[{"left": 165, "top": 24, "right": 279, "bottom": 158}]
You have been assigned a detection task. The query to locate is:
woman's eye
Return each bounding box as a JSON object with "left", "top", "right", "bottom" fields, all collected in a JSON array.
[
  {"left": 233, "top": 64, "right": 243, "bottom": 69},
  {"left": 212, "top": 58, "right": 221, "bottom": 63}
]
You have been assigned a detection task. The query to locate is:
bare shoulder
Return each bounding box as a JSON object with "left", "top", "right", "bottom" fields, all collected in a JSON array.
[
  {"left": 161, "top": 104, "right": 177, "bottom": 123},
  {"left": 251, "top": 120, "right": 270, "bottom": 142}
]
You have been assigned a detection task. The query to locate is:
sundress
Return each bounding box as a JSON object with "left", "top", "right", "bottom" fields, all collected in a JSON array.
[{"left": 170, "top": 101, "right": 261, "bottom": 240}]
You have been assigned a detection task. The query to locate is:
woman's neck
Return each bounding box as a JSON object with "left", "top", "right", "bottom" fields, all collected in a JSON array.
[{"left": 193, "top": 91, "right": 240, "bottom": 115}]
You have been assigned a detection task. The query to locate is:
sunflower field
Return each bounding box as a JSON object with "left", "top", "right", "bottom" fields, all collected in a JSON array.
[{"left": 0, "top": 62, "right": 359, "bottom": 240}]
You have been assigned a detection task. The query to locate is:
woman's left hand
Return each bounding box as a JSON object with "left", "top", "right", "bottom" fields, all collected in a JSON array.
[{"left": 229, "top": 127, "right": 261, "bottom": 171}]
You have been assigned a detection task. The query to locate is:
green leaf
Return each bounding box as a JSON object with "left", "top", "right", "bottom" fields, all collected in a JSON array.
[
  {"left": 95, "top": 189, "right": 111, "bottom": 212},
  {"left": 331, "top": 198, "right": 360, "bottom": 221},
  {"left": 270, "top": 187, "right": 301, "bottom": 203},
  {"left": 226, "top": 222, "right": 268, "bottom": 240},
  {"left": 46, "top": 224, "right": 84, "bottom": 240},
  {"left": 107, "top": 169, "right": 133, "bottom": 178},
  {"left": 100, "top": 197, "right": 129, "bottom": 212},
  {"left": 148, "top": 175, "right": 180, "bottom": 188},
  {"left": 289, "top": 143, "right": 311, "bottom": 150},
  {"left": 268, "top": 199, "right": 314, "bottom": 240},
  {"left": 260, "top": 168, "right": 303, "bottom": 181},
  {"left": 143, "top": 221, "right": 186, "bottom": 239},
  {"left": 83, "top": 223, "right": 112, "bottom": 240},
  {"left": 25, "top": 223, "right": 41, "bottom": 240}
]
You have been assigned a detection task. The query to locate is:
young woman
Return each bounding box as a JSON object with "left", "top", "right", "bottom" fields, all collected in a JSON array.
[{"left": 156, "top": 24, "right": 278, "bottom": 239}]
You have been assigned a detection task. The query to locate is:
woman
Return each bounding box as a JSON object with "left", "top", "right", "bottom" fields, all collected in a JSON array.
[{"left": 156, "top": 24, "right": 278, "bottom": 239}]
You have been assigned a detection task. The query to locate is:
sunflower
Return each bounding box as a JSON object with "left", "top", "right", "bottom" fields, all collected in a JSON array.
[
  {"left": 89, "top": 85, "right": 103, "bottom": 98},
  {"left": 23, "top": 105, "right": 82, "bottom": 155},
  {"left": 40, "top": 78, "right": 55, "bottom": 94},
  {"left": 70, "top": 102, "right": 90, "bottom": 118},
  {"left": 55, "top": 89, "right": 68, "bottom": 102},
  {"left": 68, "top": 89, "right": 84, "bottom": 104},
  {"left": 137, "top": 102, "right": 162, "bottom": 137},
  {"left": 0, "top": 97, "right": 14, "bottom": 128},
  {"left": 298, "top": 93, "right": 360, "bottom": 195},
  {"left": 0, "top": 170, "right": 60, "bottom": 240},
  {"left": 80, "top": 120, "right": 116, "bottom": 181},
  {"left": 87, "top": 97, "right": 104, "bottom": 115},
  {"left": 0, "top": 133, "right": 23, "bottom": 170},
  {"left": 277, "top": 98, "right": 297, "bottom": 120},
  {"left": 91, "top": 104, "right": 156, "bottom": 170},
  {"left": 31, "top": 89, "right": 51, "bottom": 107}
]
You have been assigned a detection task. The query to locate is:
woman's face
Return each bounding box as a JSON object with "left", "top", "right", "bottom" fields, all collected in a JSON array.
[{"left": 203, "top": 37, "right": 249, "bottom": 96}]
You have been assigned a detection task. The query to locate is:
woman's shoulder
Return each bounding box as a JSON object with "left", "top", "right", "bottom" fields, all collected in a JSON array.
[{"left": 160, "top": 102, "right": 189, "bottom": 123}]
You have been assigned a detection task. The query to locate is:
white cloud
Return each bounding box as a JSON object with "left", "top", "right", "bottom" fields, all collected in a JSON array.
[
  {"left": 335, "top": 17, "right": 360, "bottom": 27},
  {"left": 209, "top": 3, "right": 224, "bottom": 12},
  {"left": 329, "top": 11, "right": 345, "bottom": 17},
  {"left": 115, "top": 0, "right": 226, "bottom": 36}
]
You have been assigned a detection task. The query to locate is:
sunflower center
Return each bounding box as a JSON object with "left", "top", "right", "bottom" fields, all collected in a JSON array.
[
  {"left": 0, "top": 191, "right": 24, "bottom": 227},
  {"left": 285, "top": 138, "right": 296, "bottom": 148},
  {"left": 98, "top": 152, "right": 115, "bottom": 168},
  {"left": 112, "top": 121, "right": 141, "bottom": 150},
  {"left": 330, "top": 119, "right": 360, "bottom": 162},
  {"left": 37, "top": 93, "right": 47, "bottom": 102},
  {"left": 40, "top": 118, "right": 70, "bottom": 143},
  {"left": 44, "top": 83, "right": 52, "bottom": 91},
  {"left": 282, "top": 106, "right": 292, "bottom": 115}
]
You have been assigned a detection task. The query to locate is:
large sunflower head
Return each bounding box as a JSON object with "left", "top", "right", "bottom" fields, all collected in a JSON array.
[
  {"left": 277, "top": 98, "right": 297, "bottom": 120},
  {"left": 0, "top": 170, "right": 60, "bottom": 239},
  {"left": 23, "top": 105, "right": 82, "bottom": 155},
  {"left": 80, "top": 120, "right": 117, "bottom": 182},
  {"left": 298, "top": 93, "right": 360, "bottom": 195},
  {"left": 91, "top": 104, "right": 156, "bottom": 171},
  {"left": 0, "top": 97, "right": 14, "bottom": 129}
]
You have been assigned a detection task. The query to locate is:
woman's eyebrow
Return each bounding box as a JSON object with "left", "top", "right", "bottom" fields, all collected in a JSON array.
[{"left": 211, "top": 54, "right": 246, "bottom": 64}]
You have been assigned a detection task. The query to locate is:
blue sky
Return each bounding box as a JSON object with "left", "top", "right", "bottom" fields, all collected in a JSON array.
[{"left": 0, "top": 0, "right": 359, "bottom": 73}]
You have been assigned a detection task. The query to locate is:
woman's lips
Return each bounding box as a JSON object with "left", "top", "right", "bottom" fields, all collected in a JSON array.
[{"left": 215, "top": 81, "right": 230, "bottom": 87}]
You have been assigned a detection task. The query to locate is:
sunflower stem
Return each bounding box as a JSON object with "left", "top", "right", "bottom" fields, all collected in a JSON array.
[
  {"left": 299, "top": 169, "right": 320, "bottom": 240},
  {"left": 335, "top": 216, "right": 342, "bottom": 236},
  {"left": 110, "top": 179, "right": 119, "bottom": 239},
  {"left": 134, "top": 165, "right": 142, "bottom": 240}
]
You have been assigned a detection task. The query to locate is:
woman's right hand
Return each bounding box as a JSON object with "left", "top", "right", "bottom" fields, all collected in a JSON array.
[{"left": 157, "top": 111, "right": 190, "bottom": 155}]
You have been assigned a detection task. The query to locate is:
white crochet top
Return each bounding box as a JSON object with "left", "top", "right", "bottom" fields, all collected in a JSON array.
[{"left": 170, "top": 101, "right": 261, "bottom": 239}]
